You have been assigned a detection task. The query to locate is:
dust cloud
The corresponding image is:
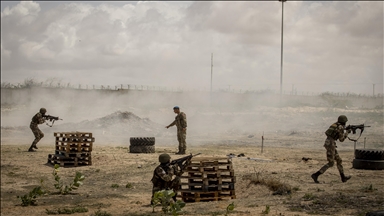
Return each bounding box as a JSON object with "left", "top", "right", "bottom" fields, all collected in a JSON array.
[{"left": 1, "top": 87, "right": 383, "bottom": 148}]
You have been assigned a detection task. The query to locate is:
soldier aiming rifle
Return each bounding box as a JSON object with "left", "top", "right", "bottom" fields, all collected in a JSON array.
[
  {"left": 28, "top": 108, "right": 62, "bottom": 152},
  {"left": 151, "top": 153, "right": 201, "bottom": 204}
]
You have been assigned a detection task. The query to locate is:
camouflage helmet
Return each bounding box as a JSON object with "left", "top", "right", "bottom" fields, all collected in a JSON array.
[
  {"left": 40, "top": 108, "right": 47, "bottom": 114},
  {"left": 337, "top": 115, "right": 348, "bottom": 124},
  {"left": 159, "top": 153, "right": 171, "bottom": 163}
]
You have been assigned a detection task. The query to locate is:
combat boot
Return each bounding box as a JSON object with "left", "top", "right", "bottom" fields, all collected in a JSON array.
[
  {"left": 28, "top": 146, "right": 36, "bottom": 152},
  {"left": 32, "top": 144, "right": 38, "bottom": 149},
  {"left": 311, "top": 171, "right": 322, "bottom": 183},
  {"left": 340, "top": 173, "right": 351, "bottom": 183}
]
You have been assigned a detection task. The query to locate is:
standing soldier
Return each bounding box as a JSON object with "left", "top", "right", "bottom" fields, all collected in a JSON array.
[
  {"left": 166, "top": 106, "right": 187, "bottom": 155},
  {"left": 151, "top": 153, "right": 181, "bottom": 204},
  {"left": 311, "top": 115, "right": 352, "bottom": 183},
  {"left": 29, "top": 108, "right": 47, "bottom": 152}
]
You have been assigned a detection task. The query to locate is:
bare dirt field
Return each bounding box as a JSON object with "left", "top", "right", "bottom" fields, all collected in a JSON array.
[
  {"left": 1, "top": 89, "right": 384, "bottom": 216},
  {"left": 1, "top": 132, "right": 383, "bottom": 216}
]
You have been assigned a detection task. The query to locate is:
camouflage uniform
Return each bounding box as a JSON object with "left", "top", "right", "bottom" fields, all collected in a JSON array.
[
  {"left": 311, "top": 119, "right": 351, "bottom": 183},
  {"left": 167, "top": 112, "right": 187, "bottom": 154},
  {"left": 29, "top": 112, "right": 45, "bottom": 151},
  {"left": 318, "top": 122, "right": 349, "bottom": 174},
  {"left": 151, "top": 163, "right": 181, "bottom": 202}
]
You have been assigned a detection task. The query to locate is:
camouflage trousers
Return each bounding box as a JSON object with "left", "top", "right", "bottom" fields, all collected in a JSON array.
[
  {"left": 177, "top": 129, "right": 187, "bottom": 152},
  {"left": 151, "top": 177, "right": 181, "bottom": 201},
  {"left": 30, "top": 123, "right": 44, "bottom": 146},
  {"left": 318, "top": 137, "right": 344, "bottom": 174}
]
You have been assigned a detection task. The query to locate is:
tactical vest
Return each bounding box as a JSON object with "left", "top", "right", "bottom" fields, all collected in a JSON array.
[
  {"left": 31, "top": 113, "right": 41, "bottom": 124},
  {"left": 325, "top": 122, "right": 341, "bottom": 140},
  {"left": 151, "top": 164, "right": 170, "bottom": 185}
]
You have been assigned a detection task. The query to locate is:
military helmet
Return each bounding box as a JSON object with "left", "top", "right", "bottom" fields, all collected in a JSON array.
[
  {"left": 337, "top": 115, "right": 348, "bottom": 123},
  {"left": 159, "top": 153, "right": 171, "bottom": 163},
  {"left": 173, "top": 106, "right": 180, "bottom": 110},
  {"left": 40, "top": 108, "right": 47, "bottom": 114}
]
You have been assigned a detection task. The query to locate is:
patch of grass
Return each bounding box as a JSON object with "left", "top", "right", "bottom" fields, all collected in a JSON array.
[
  {"left": 292, "top": 186, "right": 300, "bottom": 191},
  {"left": 125, "top": 183, "right": 133, "bottom": 189},
  {"left": 261, "top": 205, "right": 270, "bottom": 214},
  {"left": 17, "top": 186, "right": 45, "bottom": 206},
  {"left": 111, "top": 184, "right": 119, "bottom": 188},
  {"left": 93, "top": 210, "right": 112, "bottom": 216},
  {"left": 243, "top": 168, "right": 292, "bottom": 195},
  {"left": 289, "top": 192, "right": 384, "bottom": 215},
  {"left": 45, "top": 206, "right": 88, "bottom": 214},
  {"left": 360, "top": 184, "right": 377, "bottom": 192},
  {"left": 302, "top": 193, "right": 316, "bottom": 201}
]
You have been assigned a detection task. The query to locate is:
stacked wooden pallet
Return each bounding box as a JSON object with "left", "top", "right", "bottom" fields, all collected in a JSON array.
[
  {"left": 47, "top": 132, "right": 94, "bottom": 167},
  {"left": 178, "top": 156, "right": 236, "bottom": 202}
]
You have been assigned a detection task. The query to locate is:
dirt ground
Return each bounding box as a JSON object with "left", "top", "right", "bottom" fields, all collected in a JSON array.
[
  {"left": 1, "top": 94, "right": 383, "bottom": 216},
  {"left": 1, "top": 132, "right": 383, "bottom": 216}
]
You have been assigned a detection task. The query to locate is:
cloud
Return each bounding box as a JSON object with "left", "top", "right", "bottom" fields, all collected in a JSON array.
[{"left": 1, "top": 1, "right": 382, "bottom": 94}]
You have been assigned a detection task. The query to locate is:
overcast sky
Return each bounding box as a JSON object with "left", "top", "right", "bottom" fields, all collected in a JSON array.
[{"left": 1, "top": 1, "right": 383, "bottom": 94}]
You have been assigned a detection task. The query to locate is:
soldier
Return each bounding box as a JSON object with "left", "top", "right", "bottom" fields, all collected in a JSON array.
[
  {"left": 28, "top": 108, "right": 47, "bottom": 152},
  {"left": 151, "top": 153, "right": 181, "bottom": 204},
  {"left": 311, "top": 115, "right": 352, "bottom": 183},
  {"left": 166, "top": 106, "right": 187, "bottom": 155}
]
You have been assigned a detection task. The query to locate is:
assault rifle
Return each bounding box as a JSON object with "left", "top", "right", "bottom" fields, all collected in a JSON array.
[
  {"left": 170, "top": 153, "right": 201, "bottom": 173},
  {"left": 43, "top": 114, "right": 62, "bottom": 127},
  {"left": 346, "top": 124, "right": 371, "bottom": 134},
  {"left": 345, "top": 124, "right": 371, "bottom": 141}
]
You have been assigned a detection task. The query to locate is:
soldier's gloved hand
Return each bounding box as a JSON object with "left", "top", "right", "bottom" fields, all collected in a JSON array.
[{"left": 346, "top": 129, "right": 352, "bottom": 134}]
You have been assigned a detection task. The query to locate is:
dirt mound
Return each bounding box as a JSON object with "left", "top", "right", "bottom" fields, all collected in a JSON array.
[
  {"left": 59, "top": 111, "right": 166, "bottom": 137},
  {"left": 0, "top": 111, "right": 169, "bottom": 142}
]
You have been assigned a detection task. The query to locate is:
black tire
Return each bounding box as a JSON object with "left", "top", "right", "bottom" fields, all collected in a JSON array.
[
  {"left": 366, "top": 210, "right": 384, "bottom": 216},
  {"left": 129, "top": 145, "right": 155, "bottom": 153},
  {"left": 130, "top": 137, "right": 155, "bottom": 146},
  {"left": 352, "top": 159, "right": 384, "bottom": 170},
  {"left": 355, "top": 149, "right": 384, "bottom": 160}
]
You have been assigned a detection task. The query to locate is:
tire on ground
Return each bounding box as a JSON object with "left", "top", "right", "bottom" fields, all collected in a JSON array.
[
  {"left": 354, "top": 149, "right": 384, "bottom": 160},
  {"left": 352, "top": 159, "right": 384, "bottom": 170},
  {"left": 129, "top": 145, "right": 155, "bottom": 153},
  {"left": 130, "top": 137, "right": 155, "bottom": 146}
]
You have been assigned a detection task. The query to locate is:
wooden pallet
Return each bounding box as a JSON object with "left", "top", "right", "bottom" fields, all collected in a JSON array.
[
  {"left": 179, "top": 189, "right": 236, "bottom": 202},
  {"left": 55, "top": 137, "right": 95, "bottom": 143},
  {"left": 55, "top": 143, "right": 93, "bottom": 153},
  {"left": 48, "top": 154, "right": 92, "bottom": 167},
  {"left": 179, "top": 156, "right": 236, "bottom": 202},
  {"left": 54, "top": 150, "right": 91, "bottom": 158},
  {"left": 54, "top": 132, "right": 93, "bottom": 138},
  {"left": 180, "top": 175, "right": 236, "bottom": 192},
  {"left": 184, "top": 170, "right": 235, "bottom": 178}
]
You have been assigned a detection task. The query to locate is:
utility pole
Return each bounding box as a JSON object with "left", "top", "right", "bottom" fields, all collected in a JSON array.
[
  {"left": 373, "top": 83, "right": 375, "bottom": 96},
  {"left": 211, "top": 53, "right": 213, "bottom": 92},
  {"left": 279, "top": 0, "right": 287, "bottom": 99}
]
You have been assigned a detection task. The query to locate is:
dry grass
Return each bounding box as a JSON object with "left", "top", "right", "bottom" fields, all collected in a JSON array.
[{"left": 242, "top": 168, "right": 292, "bottom": 195}]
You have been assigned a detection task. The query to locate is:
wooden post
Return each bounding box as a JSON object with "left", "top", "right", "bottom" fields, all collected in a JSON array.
[{"left": 261, "top": 132, "right": 264, "bottom": 153}]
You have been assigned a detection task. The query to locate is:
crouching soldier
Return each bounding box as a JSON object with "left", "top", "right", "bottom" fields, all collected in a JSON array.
[{"left": 151, "top": 153, "right": 181, "bottom": 204}]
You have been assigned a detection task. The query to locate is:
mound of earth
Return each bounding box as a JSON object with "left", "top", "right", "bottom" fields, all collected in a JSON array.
[{"left": 1, "top": 111, "right": 169, "bottom": 142}]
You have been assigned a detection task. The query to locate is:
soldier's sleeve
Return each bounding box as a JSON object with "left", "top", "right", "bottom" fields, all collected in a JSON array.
[
  {"left": 168, "top": 119, "right": 176, "bottom": 127},
  {"left": 155, "top": 167, "right": 173, "bottom": 182},
  {"left": 181, "top": 112, "right": 187, "bottom": 128},
  {"left": 172, "top": 164, "right": 182, "bottom": 176},
  {"left": 337, "top": 125, "right": 348, "bottom": 142}
]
